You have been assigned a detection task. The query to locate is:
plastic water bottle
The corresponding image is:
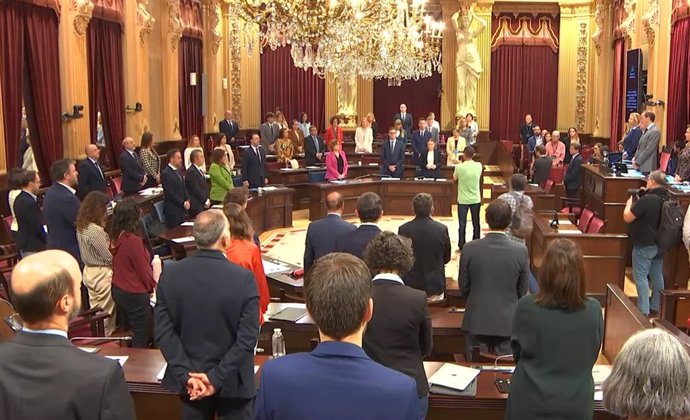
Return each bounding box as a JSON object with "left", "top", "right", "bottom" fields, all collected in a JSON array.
[
  {"left": 272, "top": 328, "right": 286, "bottom": 358},
  {"left": 152, "top": 255, "right": 162, "bottom": 283}
]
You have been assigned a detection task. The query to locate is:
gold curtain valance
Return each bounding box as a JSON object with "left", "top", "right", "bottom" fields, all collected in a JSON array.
[
  {"left": 490, "top": 16, "right": 559, "bottom": 53},
  {"left": 672, "top": 0, "right": 690, "bottom": 25}
]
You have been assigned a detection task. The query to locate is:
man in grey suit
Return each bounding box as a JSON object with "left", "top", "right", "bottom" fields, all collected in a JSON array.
[
  {"left": 425, "top": 116, "right": 439, "bottom": 143},
  {"left": 0, "top": 250, "right": 135, "bottom": 420},
  {"left": 633, "top": 111, "right": 660, "bottom": 174},
  {"left": 459, "top": 200, "right": 529, "bottom": 360},
  {"left": 259, "top": 112, "right": 280, "bottom": 153},
  {"left": 303, "top": 192, "right": 356, "bottom": 271}
]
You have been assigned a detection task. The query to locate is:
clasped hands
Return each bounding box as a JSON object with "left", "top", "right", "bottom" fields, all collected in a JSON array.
[{"left": 186, "top": 372, "right": 217, "bottom": 401}]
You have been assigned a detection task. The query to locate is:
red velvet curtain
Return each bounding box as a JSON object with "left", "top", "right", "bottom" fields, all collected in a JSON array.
[
  {"left": 489, "top": 45, "right": 558, "bottom": 142},
  {"left": 610, "top": 38, "right": 627, "bottom": 149},
  {"left": 179, "top": 37, "right": 203, "bottom": 140},
  {"left": 666, "top": 17, "right": 690, "bottom": 143},
  {"left": 0, "top": 2, "right": 24, "bottom": 169},
  {"left": 260, "top": 46, "right": 326, "bottom": 133},
  {"left": 22, "top": 4, "right": 63, "bottom": 177},
  {"left": 87, "top": 19, "right": 125, "bottom": 167},
  {"left": 373, "top": 74, "right": 441, "bottom": 136}
]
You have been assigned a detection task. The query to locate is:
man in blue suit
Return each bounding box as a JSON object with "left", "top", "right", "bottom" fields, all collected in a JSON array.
[
  {"left": 255, "top": 253, "right": 419, "bottom": 420},
  {"left": 411, "top": 118, "right": 433, "bottom": 166},
  {"left": 119, "top": 136, "right": 147, "bottom": 195},
  {"left": 335, "top": 192, "right": 382, "bottom": 259},
  {"left": 381, "top": 127, "right": 405, "bottom": 178},
  {"left": 161, "top": 148, "right": 190, "bottom": 228},
  {"left": 304, "top": 192, "right": 356, "bottom": 271},
  {"left": 43, "top": 159, "right": 81, "bottom": 262},
  {"left": 76, "top": 144, "right": 107, "bottom": 200},
  {"left": 218, "top": 110, "right": 239, "bottom": 145}
]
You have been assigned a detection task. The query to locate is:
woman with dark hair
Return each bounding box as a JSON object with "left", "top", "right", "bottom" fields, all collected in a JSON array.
[
  {"left": 674, "top": 125, "right": 690, "bottom": 182},
  {"left": 214, "top": 133, "right": 235, "bottom": 172},
  {"left": 325, "top": 140, "right": 348, "bottom": 180},
  {"left": 299, "top": 112, "right": 311, "bottom": 137},
  {"left": 506, "top": 238, "right": 603, "bottom": 420},
  {"left": 209, "top": 148, "right": 233, "bottom": 205},
  {"left": 324, "top": 116, "right": 343, "bottom": 149},
  {"left": 362, "top": 231, "right": 432, "bottom": 420},
  {"left": 77, "top": 191, "right": 116, "bottom": 336},
  {"left": 138, "top": 132, "right": 160, "bottom": 188},
  {"left": 275, "top": 128, "right": 295, "bottom": 164},
  {"left": 109, "top": 198, "right": 155, "bottom": 348},
  {"left": 224, "top": 202, "right": 269, "bottom": 323},
  {"left": 7, "top": 167, "right": 25, "bottom": 239}
]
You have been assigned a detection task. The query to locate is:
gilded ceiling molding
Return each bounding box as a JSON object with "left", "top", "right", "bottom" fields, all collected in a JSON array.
[
  {"left": 592, "top": 0, "right": 605, "bottom": 56},
  {"left": 71, "top": 0, "right": 95, "bottom": 37},
  {"left": 559, "top": 3, "right": 591, "bottom": 16},
  {"left": 474, "top": 1, "right": 494, "bottom": 15},
  {"left": 642, "top": 0, "right": 659, "bottom": 46},
  {"left": 136, "top": 0, "right": 156, "bottom": 47},
  {"left": 168, "top": 0, "right": 184, "bottom": 51},
  {"left": 208, "top": 0, "right": 222, "bottom": 55},
  {"left": 492, "top": 2, "right": 559, "bottom": 18},
  {"left": 575, "top": 21, "right": 589, "bottom": 132}
]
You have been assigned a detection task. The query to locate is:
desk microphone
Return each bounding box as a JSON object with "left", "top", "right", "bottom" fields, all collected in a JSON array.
[
  {"left": 493, "top": 354, "right": 515, "bottom": 371},
  {"left": 354, "top": 174, "right": 389, "bottom": 180},
  {"left": 69, "top": 336, "right": 133, "bottom": 343}
]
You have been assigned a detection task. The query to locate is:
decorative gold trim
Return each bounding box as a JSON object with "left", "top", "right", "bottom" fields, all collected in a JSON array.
[
  {"left": 620, "top": 0, "right": 636, "bottom": 48},
  {"left": 592, "top": 0, "right": 605, "bottom": 56},
  {"left": 575, "top": 21, "right": 588, "bottom": 132},
  {"left": 168, "top": 0, "right": 184, "bottom": 52},
  {"left": 208, "top": 0, "right": 222, "bottom": 55},
  {"left": 492, "top": 2, "right": 559, "bottom": 18},
  {"left": 490, "top": 16, "right": 559, "bottom": 53},
  {"left": 559, "top": 3, "right": 591, "bottom": 16},
  {"left": 229, "top": 16, "right": 242, "bottom": 123},
  {"left": 642, "top": 0, "right": 659, "bottom": 46},
  {"left": 71, "top": 0, "right": 94, "bottom": 38},
  {"left": 136, "top": 0, "right": 156, "bottom": 47}
]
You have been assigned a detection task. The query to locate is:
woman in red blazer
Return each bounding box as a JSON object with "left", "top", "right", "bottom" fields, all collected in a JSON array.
[
  {"left": 325, "top": 140, "right": 349, "bottom": 181},
  {"left": 324, "top": 116, "right": 343, "bottom": 149},
  {"left": 224, "top": 202, "right": 270, "bottom": 324}
]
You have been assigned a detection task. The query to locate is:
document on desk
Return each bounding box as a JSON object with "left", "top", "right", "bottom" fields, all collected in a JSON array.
[
  {"left": 180, "top": 221, "right": 194, "bottom": 227},
  {"left": 381, "top": 177, "right": 401, "bottom": 181},
  {"left": 254, "top": 366, "right": 260, "bottom": 374},
  {"left": 428, "top": 363, "right": 480, "bottom": 392},
  {"left": 172, "top": 236, "right": 195, "bottom": 243},
  {"left": 157, "top": 364, "right": 167, "bottom": 381},
  {"left": 558, "top": 229, "right": 583, "bottom": 234},
  {"left": 105, "top": 356, "right": 129, "bottom": 366},
  {"left": 262, "top": 260, "right": 291, "bottom": 275}
]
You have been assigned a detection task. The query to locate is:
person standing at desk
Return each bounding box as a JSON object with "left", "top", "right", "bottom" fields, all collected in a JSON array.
[
  {"left": 531, "top": 145, "right": 552, "bottom": 187},
  {"left": 363, "top": 231, "right": 433, "bottom": 419},
  {"left": 563, "top": 142, "right": 583, "bottom": 199},
  {"left": 184, "top": 135, "right": 204, "bottom": 170},
  {"left": 43, "top": 159, "right": 81, "bottom": 262},
  {"left": 324, "top": 116, "right": 344, "bottom": 149},
  {"left": 674, "top": 125, "right": 690, "bottom": 182},
  {"left": 419, "top": 139, "right": 442, "bottom": 179},
  {"left": 139, "top": 132, "right": 161, "bottom": 189},
  {"left": 161, "top": 148, "right": 190, "bottom": 229},
  {"left": 242, "top": 132, "right": 268, "bottom": 189},
  {"left": 335, "top": 192, "right": 383, "bottom": 259},
  {"left": 545, "top": 131, "right": 565, "bottom": 167},
  {"left": 255, "top": 253, "right": 419, "bottom": 420},
  {"left": 519, "top": 113, "right": 534, "bottom": 144},
  {"left": 219, "top": 110, "right": 239, "bottom": 145},
  {"left": 259, "top": 112, "right": 279, "bottom": 153},
  {"left": 622, "top": 112, "right": 642, "bottom": 160},
  {"left": 156, "top": 210, "right": 259, "bottom": 420},
  {"left": 288, "top": 119, "right": 305, "bottom": 153},
  {"left": 380, "top": 127, "right": 405, "bottom": 178},
  {"left": 446, "top": 128, "right": 466, "bottom": 165},
  {"left": 303, "top": 191, "right": 356, "bottom": 272},
  {"left": 15, "top": 170, "right": 46, "bottom": 258},
  {"left": 325, "top": 140, "right": 349, "bottom": 181},
  {"left": 506, "top": 239, "right": 603, "bottom": 420},
  {"left": 119, "top": 136, "right": 147, "bottom": 195},
  {"left": 186, "top": 149, "right": 210, "bottom": 218},
  {"left": 304, "top": 125, "right": 325, "bottom": 166},
  {"left": 633, "top": 111, "right": 660, "bottom": 174},
  {"left": 209, "top": 148, "right": 234, "bottom": 205},
  {"left": 394, "top": 103, "right": 414, "bottom": 142},
  {"left": 0, "top": 251, "right": 136, "bottom": 420},
  {"left": 453, "top": 146, "right": 482, "bottom": 251},
  {"left": 355, "top": 117, "right": 374, "bottom": 154},
  {"left": 77, "top": 144, "right": 107, "bottom": 200},
  {"left": 411, "top": 118, "right": 433, "bottom": 166}
]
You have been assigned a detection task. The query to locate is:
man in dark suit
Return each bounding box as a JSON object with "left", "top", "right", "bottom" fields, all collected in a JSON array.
[
  {"left": 119, "top": 136, "right": 147, "bottom": 194},
  {"left": 241, "top": 132, "right": 268, "bottom": 188},
  {"left": 185, "top": 149, "right": 209, "bottom": 218},
  {"left": 0, "top": 250, "right": 135, "bottom": 420},
  {"left": 398, "top": 193, "right": 451, "bottom": 300},
  {"left": 43, "top": 159, "right": 81, "bottom": 261},
  {"left": 259, "top": 112, "right": 279, "bottom": 152},
  {"left": 161, "top": 148, "right": 190, "bottom": 229},
  {"left": 362, "top": 232, "right": 433, "bottom": 419},
  {"left": 531, "top": 144, "right": 552, "bottom": 187},
  {"left": 304, "top": 125, "right": 326, "bottom": 166},
  {"left": 255, "top": 253, "right": 419, "bottom": 420},
  {"left": 155, "top": 210, "right": 259, "bottom": 420},
  {"left": 77, "top": 144, "right": 107, "bottom": 200},
  {"left": 380, "top": 127, "right": 405, "bottom": 178},
  {"left": 394, "top": 103, "right": 413, "bottom": 141},
  {"left": 14, "top": 170, "right": 46, "bottom": 258},
  {"left": 335, "top": 192, "right": 382, "bottom": 259},
  {"left": 411, "top": 118, "right": 433, "bottom": 165},
  {"left": 563, "top": 142, "right": 583, "bottom": 199},
  {"left": 633, "top": 111, "right": 661, "bottom": 174},
  {"left": 519, "top": 114, "right": 534, "bottom": 144},
  {"left": 304, "top": 192, "right": 356, "bottom": 271},
  {"left": 219, "top": 110, "right": 239, "bottom": 145},
  {"left": 459, "top": 200, "right": 528, "bottom": 360},
  {"left": 527, "top": 126, "right": 544, "bottom": 154}
]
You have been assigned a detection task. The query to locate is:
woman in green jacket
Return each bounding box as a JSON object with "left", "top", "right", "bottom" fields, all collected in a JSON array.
[{"left": 209, "top": 148, "right": 233, "bottom": 205}]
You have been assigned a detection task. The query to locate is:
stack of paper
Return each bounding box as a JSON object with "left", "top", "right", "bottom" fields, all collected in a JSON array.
[
  {"left": 428, "top": 363, "right": 480, "bottom": 392},
  {"left": 262, "top": 260, "right": 291, "bottom": 275},
  {"left": 172, "top": 236, "right": 195, "bottom": 243}
]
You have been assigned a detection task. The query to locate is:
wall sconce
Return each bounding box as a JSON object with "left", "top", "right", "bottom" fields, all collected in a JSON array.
[
  {"left": 62, "top": 105, "right": 84, "bottom": 121},
  {"left": 190, "top": 72, "right": 197, "bottom": 86},
  {"left": 126, "top": 102, "right": 144, "bottom": 113},
  {"left": 645, "top": 94, "right": 665, "bottom": 107},
  {"left": 222, "top": 78, "right": 228, "bottom": 90}
]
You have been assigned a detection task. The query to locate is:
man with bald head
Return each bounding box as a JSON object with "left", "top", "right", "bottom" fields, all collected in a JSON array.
[
  {"left": 77, "top": 143, "right": 107, "bottom": 200},
  {"left": 219, "top": 110, "right": 239, "bottom": 145},
  {"left": 0, "top": 250, "right": 135, "bottom": 420},
  {"left": 119, "top": 136, "right": 147, "bottom": 195},
  {"left": 303, "top": 191, "right": 356, "bottom": 271}
]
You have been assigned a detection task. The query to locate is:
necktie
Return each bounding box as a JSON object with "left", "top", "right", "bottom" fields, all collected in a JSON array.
[
  {"left": 313, "top": 136, "right": 318, "bottom": 150},
  {"left": 270, "top": 125, "right": 274, "bottom": 138},
  {"left": 255, "top": 147, "right": 261, "bottom": 162},
  {"left": 94, "top": 160, "right": 103, "bottom": 179},
  {"left": 390, "top": 140, "right": 394, "bottom": 150}
]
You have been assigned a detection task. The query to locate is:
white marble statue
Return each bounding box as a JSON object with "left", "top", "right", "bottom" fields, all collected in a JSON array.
[{"left": 452, "top": 4, "right": 486, "bottom": 118}]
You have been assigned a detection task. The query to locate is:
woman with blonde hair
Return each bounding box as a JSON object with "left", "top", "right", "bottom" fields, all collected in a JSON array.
[
  {"left": 183, "top": 134, "right": 203, "bottom": 169},
  {"left": 622, "top": 112, "right": 642, "bottom": 159},
  {"left": 366, "top": 113, "right": 378, "bottom": 137},
  {"left": 355, "top": 116, "right": 374, "bottom": 153},
  {"left": 446, "top": 128, "right": 466, "bottom": 165},
  {"left": 275, "top": 111, "right": 288, "bottom": 130}
]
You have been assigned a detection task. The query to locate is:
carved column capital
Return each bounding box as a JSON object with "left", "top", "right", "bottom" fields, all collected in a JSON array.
[
  {"left": 208, "top": 0, "right": 222, "bottom": 55},
  {"left": 592, "top": 0, "right": 606, "bottom": 56},
  {"left": 137, "top": 0, "right": 156, "bottom": 47},
  {"left": 168, "top": 0, "right": 184, "bottom": 52},
  {"left": 642, "top": 0, "right": 659, "bottom": 46},
  {"left": 71, "top": 0, "right": 94, "bottom": 38}
]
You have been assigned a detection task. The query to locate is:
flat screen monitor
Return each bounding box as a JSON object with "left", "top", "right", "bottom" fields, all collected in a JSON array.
[{"left": 607, "top": 152, "right": 623, "bottom": 166}]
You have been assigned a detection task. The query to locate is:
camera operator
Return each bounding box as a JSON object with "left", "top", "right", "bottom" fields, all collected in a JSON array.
[{"left": 623, "top": 170, "right": 668, "bottom": 316}]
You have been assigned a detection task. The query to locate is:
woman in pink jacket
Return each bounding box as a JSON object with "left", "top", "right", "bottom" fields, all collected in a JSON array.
[{"left": 325, "top": 140, "right": 349, "bottom": 180}]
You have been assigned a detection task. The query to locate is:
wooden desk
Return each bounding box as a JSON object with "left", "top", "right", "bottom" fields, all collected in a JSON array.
[
  {"left": 489, "top": 184, "right": 556, "bottom": 212},
  {"left": 307, "top": 179, "right": 455, "bottom": 221},
  {"left": 660, "top": 289, "right": 690, "bottom": 329},
  {"left": 664, "top": 188, "right": 690, "bottom": 289},
  {"left": 582, "top": 165, "right": 645, "bottom": 234},
  {"left": 261, "top": 302, "right": 464, "bottom": 361},
  {"left": 652, "top": 318, "right": 690, "bottom": 354},
  {"left": 530, "top": 212, "right": 628, "bottom": 299},
  {"left": 263, "top": 257, "right": 304, "bottom": 302},
  {"left": 602, "top": 284, "right": 651, "bottom": 362}
]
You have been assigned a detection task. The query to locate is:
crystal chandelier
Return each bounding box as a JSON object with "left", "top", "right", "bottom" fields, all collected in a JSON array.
[{"left": 228, "top": 0, "right": 443, "bottom": 83}]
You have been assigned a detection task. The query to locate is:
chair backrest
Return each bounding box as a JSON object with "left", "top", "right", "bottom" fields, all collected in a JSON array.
[
  {"left": 549, "top": 166, "right": 565, "bottom": 184},
  {"left": 471, "top": 346, "right": 515, "bottom": 365},
  {"left": 580, "top": 146, "right": 592, "bottom": 163},
  {"left": 0, "top": 299, "right": 18, "bottom": 342},
  {"left": 587, "top": 217, "right": 606, "bottom": 234},
  {"left": 543, "top": 179, "right": 554, "bottom": 194},
  {"left": 578, "top": 208, "right": 595, "bottom": 232},
  {"left": 110, "top": 177, "right": 122, "bottom": 195},
  {"left": 307, "top": 170, "right": 326, "bottom": 183},
  {"left": 660, "top": 151, "right": 671, "bottom": 173},
  {"left": 153, "top": 200, "right": 165, "bottom": 224},
  {"left": 500, "top": 140, "right": 513, "bottom": 154},
  {"left": 3, "top": 216, "right": 11, "bottom": 233}
]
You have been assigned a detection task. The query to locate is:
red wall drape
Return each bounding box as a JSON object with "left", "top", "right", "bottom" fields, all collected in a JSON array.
[
  {"left": 489, "top": 45, "right": 558, "bottom": 142},
  {"left": 610, "top": 38, "right": 627, "bottom": 148},
  {"left": 87, "top": 19, "right": 126, "bottom": 167},
  {"left": 373, "top": 74, "right": 441, "bottom": 136},
  {"left": 0, "top": 2, "right": 24, "bottom": 169},
  {"left": 22, "top": 4, "right": 63, "bottom": 177},
  {"left": 666, "top": 17, "right": 690, "bottom": 143},
  {"left": 179, "top": 37, "right": 203, "bottom": 140},
  {"left": 260, "top": 46, "right": 326, "bottom": 133}
]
